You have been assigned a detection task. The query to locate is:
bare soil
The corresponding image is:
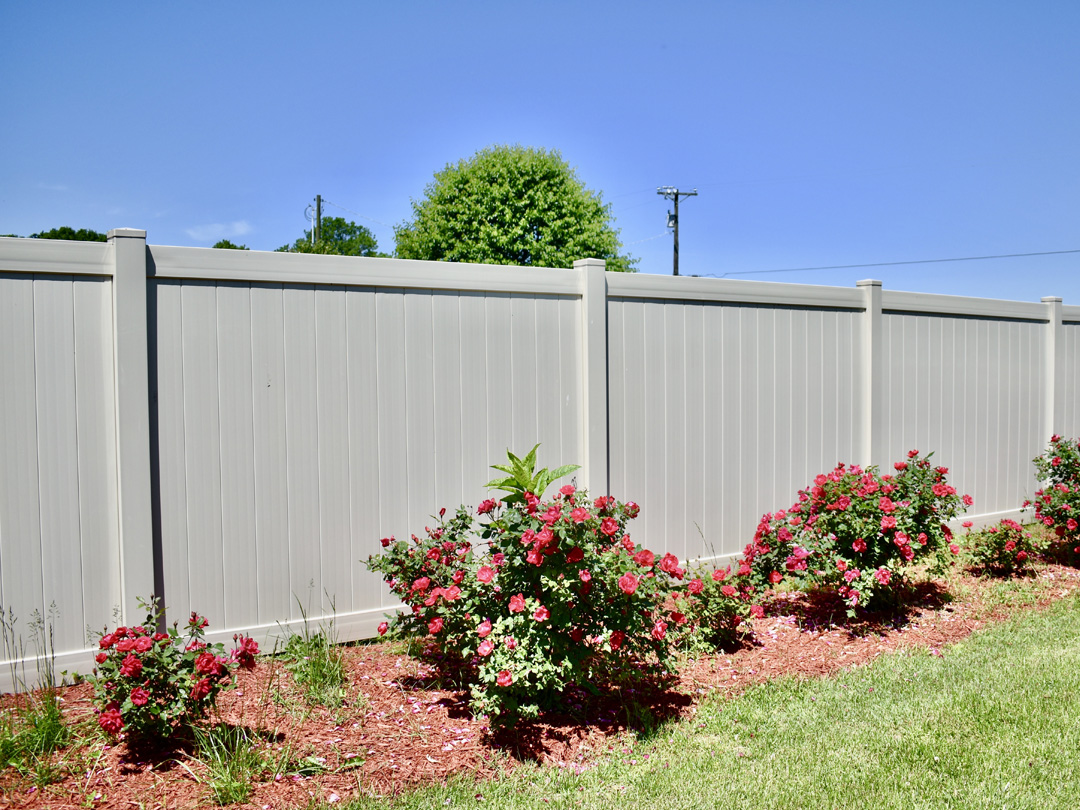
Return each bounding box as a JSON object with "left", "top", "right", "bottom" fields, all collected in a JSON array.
[{"left": 3, "top": 564, "right": 1079, "bottom": 810}]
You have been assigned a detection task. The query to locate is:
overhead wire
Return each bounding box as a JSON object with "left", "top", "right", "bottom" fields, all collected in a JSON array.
[{"left": 708, "top": 249, "right": 1080, "bottom": 278}]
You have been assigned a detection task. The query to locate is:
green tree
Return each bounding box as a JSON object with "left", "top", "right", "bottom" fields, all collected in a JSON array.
[
  {"left": 394, "top": 145, "right": 635, "bottom": 272},
  {"left": 211, "top": 239, "right": 249, "bottom": 250},
  {"left": 276, "top": 216, "right": 382, "bottom": 256},
  {"left": 30, "top": 226, "right": 107, "bottom": 242}
]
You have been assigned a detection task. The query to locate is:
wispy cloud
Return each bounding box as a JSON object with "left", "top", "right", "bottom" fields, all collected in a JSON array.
[
  {"left": 184, "top": 220, "right": 252, "bottom": 242},
  {"left": 37, "top": 182, "right": 69, "bottom": 192}
]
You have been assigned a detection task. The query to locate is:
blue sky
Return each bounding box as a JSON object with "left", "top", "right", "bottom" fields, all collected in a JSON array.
[{"left": 2, "top": 1, "right": 1078, "bottom": 302}]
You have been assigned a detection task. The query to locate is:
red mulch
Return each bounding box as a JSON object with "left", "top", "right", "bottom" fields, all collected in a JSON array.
[{"left": 3, "top": 564, "right": 1079, "bottom": 809}]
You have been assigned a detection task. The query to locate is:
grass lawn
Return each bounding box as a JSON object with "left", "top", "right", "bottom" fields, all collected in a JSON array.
[{"left": 343, "top": 593, "right": 1080, "bottom": 810}]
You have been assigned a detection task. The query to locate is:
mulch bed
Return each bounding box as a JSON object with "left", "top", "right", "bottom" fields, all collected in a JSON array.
[{"left": 3, "top": 564, "right": 1079, "bottom": 810}]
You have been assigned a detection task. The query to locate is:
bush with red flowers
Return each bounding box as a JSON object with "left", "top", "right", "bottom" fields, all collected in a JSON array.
[
  {"left": 89, "top": 599, "right": 258, "bottom": 744},
  {"left": 742, "top": 451, "right": 971, "bottom": 611},
  {"left": 966, "top": 518, "right": 1043, "bottom": 575},
  {"left": 1028, "top": 435, "right": 1080, "bottom": 564},
  {"left": 669, "top": 562, "right": 755, "bottom": 652},
  {"left": 365, "top": 447, "right": 703, "bottom": 724}
]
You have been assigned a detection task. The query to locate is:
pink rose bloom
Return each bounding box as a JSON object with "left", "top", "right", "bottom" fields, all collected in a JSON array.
[
  {"left": 579, "top": 569, "right": 592, "bottom": 583},
  {"left": 508, "top": 593, "right": 526, "bottom": 613},
  {"left": 505, "top": 637, "right": 517, "bottom": 650},
  {"left": 687, "top": 578, "right": 704, "bottom": 595},
  {"left": 844, "top": 568, "right": 860, "bottom": 583},
  {"left": 477, "top": 499, "right": 497, "bottom": 514},
  {"left": 875, "top": 567, "right": 891, "bottom": 586},
  {"left": 496, "top": 670, "right": 513, "bottom": 687},
  {"left": 750, "top": 604, "right": 765, "bottom": 619},
  {"left": 478, "top": 639, "right": 494, "bottom": 657},
  {"left": 949, "top": 544, "right": 960, "bottom": 555},
  {"left": 377, "top": 621, "right": 389, "bottom": 636},
  {"left": 881, "top": 515, "right": 897, "bottom": 530},
  {"left": 600, "top": 517, "right": 619, "bottom": 537},
  {"left": 478, "top": 619, "right": 492, "bottom": 638},
  {"left": 720, "top": 585, "right": 736, "bottom": 597},
  {"left": 712, "top": 567, "right": 729, "bottom": 582},
  {"left": 560, "top": 484, "right": 576, "bottom": 497},
  {"left": 477, "top": 566, "right": 495, "bottom": 583},
  {"left": 428, "top": 617, "right": 444, "bottom": 634},
  {"left": 570, "top": 507, "right": 589, "bottom": 523},
  {"left": 533, "top": 605, "right": 550, "bottom": 622},
  {"left": 659, "top": 553, "right": 681, "bottom": 576},
  {"left": 651, "top": 620, "right": 668, "bottom": 640},
  {"left": 618, "top": 572, "right": 639, "bottom": 595},
  {"left": 852, "top": 538, "right": 867, "bottom": 553}
]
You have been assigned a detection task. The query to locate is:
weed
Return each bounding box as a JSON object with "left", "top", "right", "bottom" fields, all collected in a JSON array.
[
  {"left": 183, "top": 723, "right": 262, "bottom": 805},
  {"left": 281, "top": 597, "right": 347, "bottom": 710}
]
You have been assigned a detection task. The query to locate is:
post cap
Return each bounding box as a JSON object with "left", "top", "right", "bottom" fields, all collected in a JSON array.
[{"left": 107, "top": 228, "right": 147, "bottom": 240}]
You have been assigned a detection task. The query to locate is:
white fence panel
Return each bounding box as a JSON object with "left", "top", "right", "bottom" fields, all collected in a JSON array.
[
  {"left": 146, "top": 253, "right": 585, "bottom": 645},
  {"left": 880, "top": 306, "right": 1047, "bottom": 519},
  {"left": 0, "top": 271, "right": 121, "bottom": 680},
  {"left": 607, "top": 292, "right": 863, "bottom": 564}
]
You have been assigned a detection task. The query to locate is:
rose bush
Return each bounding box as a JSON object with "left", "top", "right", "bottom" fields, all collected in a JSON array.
[
  {"left": 741, "top": 451, "right": 971, "bottom": 610},
  {"left": 366, "top": 448, "right": 723, "bottom": 724},
  {"left": 965, "top": 518, "right": 1042, "bottom": 575},
  {"left": 89, "top": 600, "right": 258, "bottom": 743},
  {"left": 1027, "top": 435, "right": 1080, "bottom": 563},
  {"left": 669, "top": 562, "right": 755, "bottom": 652}
]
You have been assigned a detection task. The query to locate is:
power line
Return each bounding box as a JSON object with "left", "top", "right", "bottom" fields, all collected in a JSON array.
[
  {"left": 321, "top": 199, "right": 395, "bottom": 229},
  {"left": 712, "top": 248, "right": 1080, "bottom": 278}
]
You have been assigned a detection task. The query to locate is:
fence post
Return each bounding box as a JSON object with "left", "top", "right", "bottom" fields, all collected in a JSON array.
[
  {"left": 1043, "top": 296, "right": 1063, "bottom": 441},
  {"left": 107, "top": 229, "right": 156, "bottom": 623},
  {"left": 576, "top": 258, "right": 609, "bottom": 495},
  {"left": 858, "top": 279, "right": 884, "bottom": 470}
]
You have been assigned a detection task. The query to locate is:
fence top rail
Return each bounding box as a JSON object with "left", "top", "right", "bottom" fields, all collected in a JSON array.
[
  {"left": 147, "top": 245, "right": 583, "bottom": 296},
  {"left": 0, "top": 236, "right": 113, "bottom": 277},
  {"left": 882, "top": 289, "right": 1050, "bottom": 321},
  {"left": 1063, "top": 304, "right": 1080, "bottom": 322},
  {"left": 606, "top": 272, "right": 865, "bottom": 309}
]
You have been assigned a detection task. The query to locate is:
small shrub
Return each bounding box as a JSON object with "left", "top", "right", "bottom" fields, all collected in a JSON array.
[
  {"left": 1028, "top": 435, "right": 1080, "bottom": 564},
  {"left": 966, "top": 519, "right": 1042, "bottom": 575},
  {"left": 88, "top": 599, "right": 259, "bottom": 744},
  {"left": 670, "top": 563, "right": 755, "bottom": 652},
  {"left": 742, "top": 451, "right": 971, "bottom": 610},
  {"left": 366, "top": 447, "right": 715, "bottom": 725}
]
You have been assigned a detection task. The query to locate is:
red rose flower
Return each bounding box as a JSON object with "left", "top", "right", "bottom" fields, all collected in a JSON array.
[
  {"left": 720, "top": 585, "right": 736, "bottom": 597},
  {"left": 119, "top": 654, "right": 142, "bottom": 679},
  {"left": 750, "top": 604, "right": 765, "bottom": 619},
  {"left": 600, "top": 517, "right": 619, "bottom": 536},
  {"left": 687, "top": 578, "right": 704, "bottom": 594},
  {"left": 768, "top": 570, "right": 783, "bottom": 584},
  {"left": 533, "top": 605, "right": 550, "bottom": 622},
  {"left": 377, "top": 621, "right": 389, "bottom": 636},
  {"left": 477, "top": 499, "right": 497, "bottom": 515},
  {"left": 428, "top": 617, "right": 444, "bottom": 634},
  {"left": 711, "top": 567, "right": 728, "bottom": 582},
  {"left": 508, "top": 593, "right": 526, "bottom": 613},
  {"left": 130, "top": 686, "right": 149, "bottom": 707},
  {"left": 579, "top": 569, "right": 592, "bottom": 583},
  {"left": 477, "top": 566, "right": 495, "bottom": 583},
  {"left": 98, "top": 707, "right": 123, "bottom": 735},
  {"left": 478, "top": 619, "right": 492, "bottom": 638},
  {"left": 191, "top": 677, "right": 213, "bottom": 701},
  {"left": 478, "top": 639, "right": 494, "bottom": 657},
  {"left": 609, "top": 631, "right": 626, "bottom": 650},
  {"left": 496, "top": 670, "right": 513, "bottom": 687},
  {"left": 651, "top": 621, "right": 667, "bottom": 640},
  {"left": 852, "top": 539, "right": 867, "bottom": 553},
  {"left": 633, "top": 549, "right": 655, "bottom": 568},
  {"left": 874, "top": 567, "right": 892, "bottom": 586},
  {"left": 570, "top": 507, "right": 589, "bottom": 524},
  {"left": 566, "top": 546, "right": 585, "bottom": 564}
]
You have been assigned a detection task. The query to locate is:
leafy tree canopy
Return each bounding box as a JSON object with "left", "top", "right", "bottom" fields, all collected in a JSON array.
[
  {"left": 212, "top": 239, "right": 249, "bottom": 250},
  {"left": 30, "top": 226, "right": 108, "bottom": 242},
  {"left": 276, "top": 216, "right": 383, "bottom": 256},
  {"left": 394, "top": 145, "right": 636, "bottom": 272}
]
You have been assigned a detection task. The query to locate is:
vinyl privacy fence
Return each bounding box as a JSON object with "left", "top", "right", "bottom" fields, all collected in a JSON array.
[{"left": 2, "top": 230, "right": 1078, "bottom": 688}]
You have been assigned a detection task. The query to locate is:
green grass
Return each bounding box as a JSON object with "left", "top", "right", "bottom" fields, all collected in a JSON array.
[
  {"left": 327, "top": 593, "right": 1080, "bottom": 810},
  {"left": 281, "top": 598, "right": 349, "bottom": 710}
]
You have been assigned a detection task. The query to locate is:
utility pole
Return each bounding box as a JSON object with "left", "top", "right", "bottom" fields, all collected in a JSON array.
[
  {"left": 315, "top": 194, "right": 322, "bottom": 244},
  {"left": 657, "top": 186, "right": 698, "bottom": 276}
]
